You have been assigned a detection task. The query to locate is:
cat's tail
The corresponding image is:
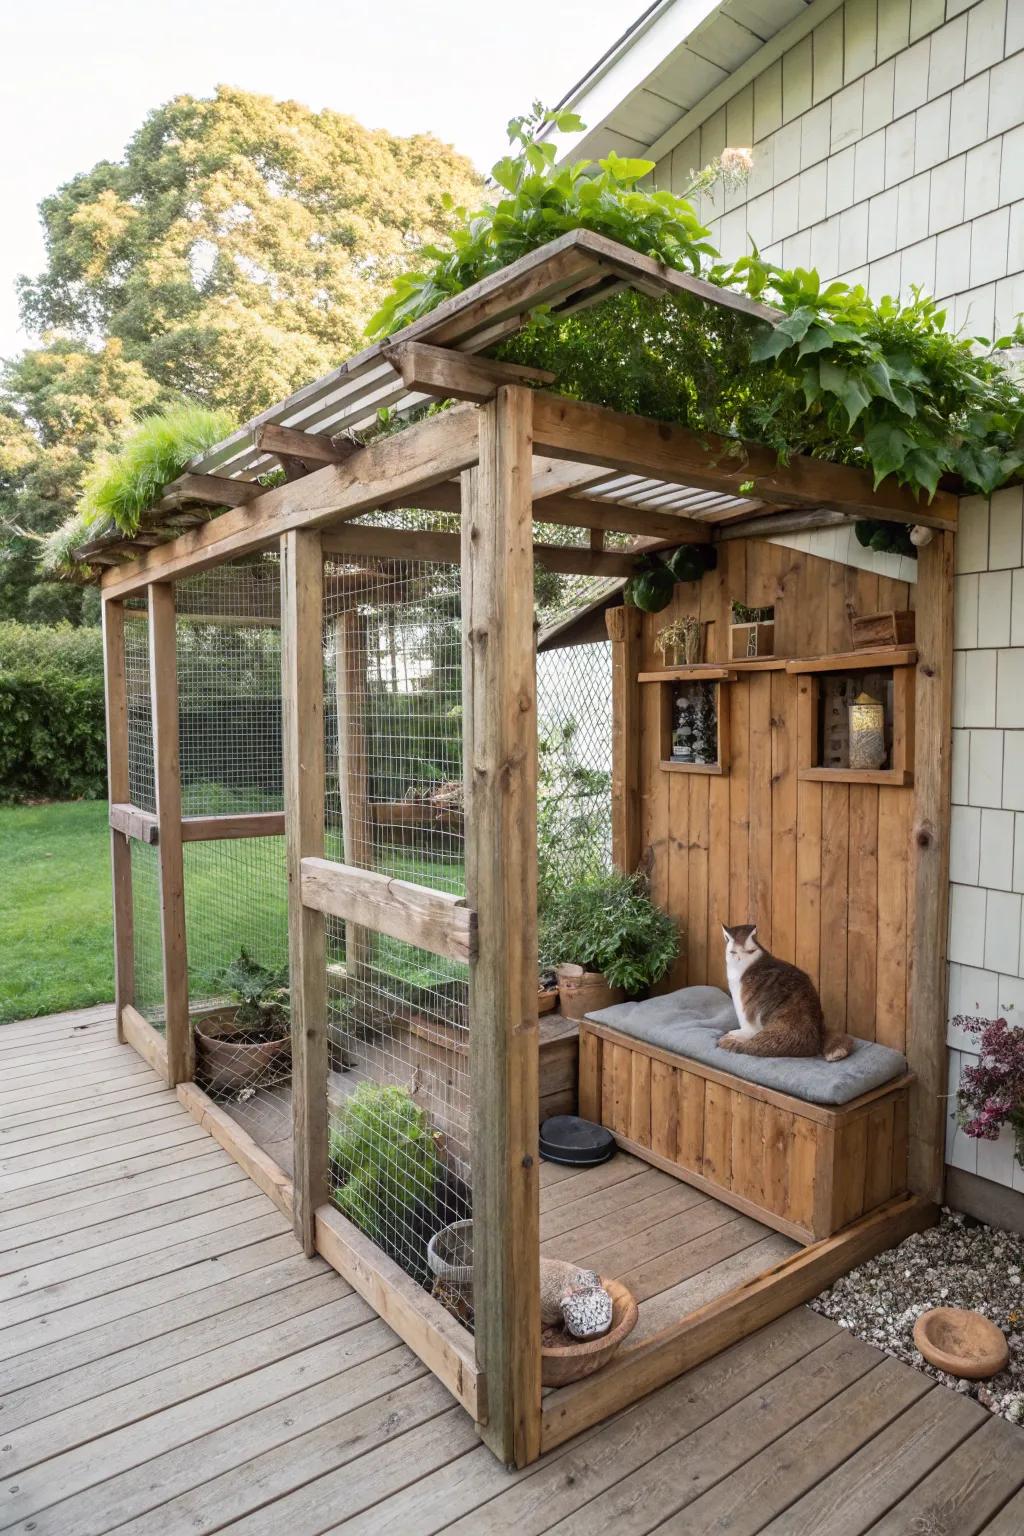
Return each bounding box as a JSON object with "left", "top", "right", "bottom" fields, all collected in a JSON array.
[{"left": 823, "top": 1030, "right": 853, "bottom": 1062}]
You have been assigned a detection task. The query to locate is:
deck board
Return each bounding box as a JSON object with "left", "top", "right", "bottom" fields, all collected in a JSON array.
[{"left": 0, "top": 1005, "right": 1019, "bottom": 1536}]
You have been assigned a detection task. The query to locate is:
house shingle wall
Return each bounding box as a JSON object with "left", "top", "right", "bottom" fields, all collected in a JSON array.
[{"left": 652, "top": 0, "right": 1024, "bottom": 1195}]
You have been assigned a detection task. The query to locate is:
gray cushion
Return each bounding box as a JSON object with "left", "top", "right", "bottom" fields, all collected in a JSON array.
[{"left": 586, "top": 985, "right": 908, "bottom": 1107}]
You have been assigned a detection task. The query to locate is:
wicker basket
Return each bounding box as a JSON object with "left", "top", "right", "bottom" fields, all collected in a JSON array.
[{"left": 541, "top": 1277, "right": 638, "bottom": 1386}]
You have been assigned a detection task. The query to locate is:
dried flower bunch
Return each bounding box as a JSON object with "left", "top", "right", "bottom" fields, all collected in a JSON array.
[{"left": 954, "top": 1015, "right": 1024, "bottom": 1166}]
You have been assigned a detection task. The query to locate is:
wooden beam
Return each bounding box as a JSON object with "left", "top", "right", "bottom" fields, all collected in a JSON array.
[
  {"left": 320, "top": 523, "right": 641, "bottom": 577},
  {"left": 536, "top": 493, "right": 707, "bottom": 542},
  {"left": 383, "top": 340, "right": 556, "bottom": 404},
  {"left": 281, "top": 529, "right": 328, "bottom": 1256},
  {"left": 121, "top": 1003, "right": 169, "bottom": 1080},
  {"left": 462, "top": 387, "right": 542, "bottom": 1468},
  {"left": 254, "top": 422, "right": 356, "bottom": 465},
  {"left": 159, "top": 472, "right": 263, "bottom": 509},
  {"left": 101, "top": 406, "right": 480, "bottom": 599},
  {"left": 148, "top": 583, "right": 191, "bottom": 1087},
  {"left": 300, "top": 858, "right": 477, "bottom": 963},
  {"left": 109, "top": 802, "right": 159, "bottom": 844},
  {"left": 181, "top": 812, "right": 285, "bottom": 842},
  {"left": 606, "top": 606, "right": 643, "bottom": 874},
  {"left": 531, "top": 393, "right": 959, "bottom": 530},
  {"left": 102, "top": 599, "right": 133, "bottom": 1041},
  {"left": 907, "top": 531, "right": 954, "bottom": 1202},
  {"left": 717, "top": 509, "right": 854, "bottom": 541},
  {"left": 177, "top": 1080, "right": 294, "bottom": 1218},
  {"left": 333, "top": 611, "right": 373, "bottom": 981},
  {"left": 540, "top": 1193, "right": 936, "bottom": 1453},
  {"left": 315, "top": 1202, "right": 483, "bottom": 1422}
]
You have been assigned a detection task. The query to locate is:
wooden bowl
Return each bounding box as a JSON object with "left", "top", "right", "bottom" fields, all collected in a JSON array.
[
  {"left": 913, "top": 1307, "right": 1009, "bottom": 1380},
  {"left": 541, "top": 1278, "right": 638, "bottom": 1387}
]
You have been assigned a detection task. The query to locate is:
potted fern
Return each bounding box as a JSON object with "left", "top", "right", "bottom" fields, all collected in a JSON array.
[{"left": 539, "top": 872, "right": 679, "bottom": 1021}]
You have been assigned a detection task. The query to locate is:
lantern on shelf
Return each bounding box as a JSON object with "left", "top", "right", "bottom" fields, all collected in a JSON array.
[{"left": 848, "top": 691, "right": 886, "bottom": 770}]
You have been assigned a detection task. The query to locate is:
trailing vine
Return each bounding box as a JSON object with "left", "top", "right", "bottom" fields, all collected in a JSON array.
[{"left": 369, "top": 107, "right": 1024, "bottom": 504}]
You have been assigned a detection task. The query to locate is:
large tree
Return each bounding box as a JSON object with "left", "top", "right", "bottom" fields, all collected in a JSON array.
[
  {"left": 0, "top": 339, "right": 159, "bottom": 621},
  {"left": 18, "top": 85, "right": 481, "bottom": 418},
  {"left": 1, "top": 86, "right": 480, "bottom": 621}
]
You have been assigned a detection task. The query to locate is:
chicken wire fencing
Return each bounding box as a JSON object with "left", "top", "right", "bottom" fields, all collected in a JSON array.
[
  {"left": 535, "top": 640, "right": 613, "bottom": 906},
  {"left": 123, "top": 604, "right": 163, "bottom": 1025},
  {"left": 175, "top": 560, "right": 292, "bottom": 1171},
  {"left": 323, "top": 552, "right": 472, "bottom": 1311}
]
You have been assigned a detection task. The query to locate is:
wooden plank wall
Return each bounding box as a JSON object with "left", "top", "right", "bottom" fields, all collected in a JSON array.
[{"left": 638, "top": 540, "right": 915, "bottom": 1052}]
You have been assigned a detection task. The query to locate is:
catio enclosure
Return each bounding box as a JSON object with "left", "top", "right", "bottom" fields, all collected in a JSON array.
[{"left": 96, "top": 231, "right": 954, "bottom": 1468}]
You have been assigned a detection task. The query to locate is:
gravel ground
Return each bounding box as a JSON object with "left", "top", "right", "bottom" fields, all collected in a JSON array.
[{"left": 811, "top": 1208, "right": 1024, "bottom": 1424}]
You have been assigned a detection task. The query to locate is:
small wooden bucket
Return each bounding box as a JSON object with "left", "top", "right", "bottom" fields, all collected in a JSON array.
[{"left": 555, "top": 965, "right": 624, "bottom": 1022}]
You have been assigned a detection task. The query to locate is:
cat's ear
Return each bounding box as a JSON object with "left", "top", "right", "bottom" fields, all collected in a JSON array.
[
  {"left": 746, "top": 927, "right": 759, "bottom": 951},
  {"left": 721, "top": 924, "right": 731, "bottom": 943}
]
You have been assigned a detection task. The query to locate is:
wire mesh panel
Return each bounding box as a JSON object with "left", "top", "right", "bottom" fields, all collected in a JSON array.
[
  {"left": 536, "top": 641, "right": 613, "bottom": 903},
  {"left": 174, "top": 559, "right": 292, "bottom": 1170},
  {"left": 123, "top": 607, "right": 154, "bottom": 813},
  {"left": 130, "top": 840, "right": 164, "bottom": 1025},
  {"left": 323, "top": 553, "right": 472, "bottom": 1309}
]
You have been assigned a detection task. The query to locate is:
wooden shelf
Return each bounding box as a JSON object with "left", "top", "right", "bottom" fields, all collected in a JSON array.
[
  {"left": 797, "top": 766, "right": 913, "bottom": 786},
  {"left": 638, "top": 666, "right": 737, "bottom": 682},
  {"left": 786, "top": 646, "right": 917, "bottom": 675},
  {"left": 660, "top": 759, "right": 726, "bottom": 775}
]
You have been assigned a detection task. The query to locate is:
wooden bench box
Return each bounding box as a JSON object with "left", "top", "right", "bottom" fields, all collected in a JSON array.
[{"left": 578, "top": 1020, "right": 912, "bottom": 1243}]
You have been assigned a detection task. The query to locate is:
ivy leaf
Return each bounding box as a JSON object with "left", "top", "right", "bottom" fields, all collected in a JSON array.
[
  {"left": 796, "top": 324, "right": 833, "bottom": 357},
  {"left": 819, "top": 358, "right": 872, "bottom": 427},
  {"left": 863, "top": 421, "right": 917, "bottom": 486}
]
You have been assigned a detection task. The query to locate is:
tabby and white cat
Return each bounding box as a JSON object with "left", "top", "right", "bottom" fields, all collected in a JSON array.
[{"left": 718, "top": 924, "right": 852, "bottom": 1061}]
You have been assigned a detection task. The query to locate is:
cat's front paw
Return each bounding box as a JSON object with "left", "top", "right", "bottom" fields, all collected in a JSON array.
[{"left": 717, "top": 1034, "right": 740, "bottom": 1052}]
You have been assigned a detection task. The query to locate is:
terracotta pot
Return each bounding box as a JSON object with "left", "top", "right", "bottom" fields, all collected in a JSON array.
[
  {"left": 541, "top": 1278, "right": 638, "bottom": 1386},
  {"left": 913, "top": 1307, "right": 1009, "bottom": 1380},
  {"left": 554, "top": 965, "right": 625, "bottom": 1022},
  {"left": 194, "top": 1008, "right": 291, "bottom": 1094},
  {"left": 538, "top": 985, "right": 558, "bottom": 1015}
]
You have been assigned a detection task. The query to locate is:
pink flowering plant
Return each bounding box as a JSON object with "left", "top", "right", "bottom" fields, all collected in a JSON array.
[{"left": 954, "top": 1015, "right": 1024, "bottom": 1166}]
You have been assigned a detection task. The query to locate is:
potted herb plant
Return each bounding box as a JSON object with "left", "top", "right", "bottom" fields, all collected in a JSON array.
[
  {"left": 539, "top": 871, "right": 679, "bottom": 1021},
  {"left": 195, "top": 949, "right": 291, "bottom": 1095},
  {"left": 330, "top": 1081, "right": 461, "bottom": 1285}
]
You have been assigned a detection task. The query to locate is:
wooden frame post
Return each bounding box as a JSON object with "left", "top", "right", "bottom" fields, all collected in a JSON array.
[
  {"left": 282, "top": 529, "right": 328, "bottom": 1255},
  {"left": 148, "top": 582, "right": 191, "bottom": 1085},
  {"left": 103, "top": 597, "right": 134, "bottom": 1040},
  {"left": 462, "top": 386, "right": 541, "bottom": 1467},
  {"left": 907, "top": 530, "right": 954, "bottom": 1202},
  {"left": 333, "top": 608, "right": 373, "bottom": 980},
  {"left": 606, "top": 605, "right": 643, "bottom": 874}
]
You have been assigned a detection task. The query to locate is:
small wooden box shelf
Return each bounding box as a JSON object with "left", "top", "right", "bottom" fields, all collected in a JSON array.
[
  {"left": 789, "top": 648, "right": 915, "bottom": 787},
  {"left": 638, "top": 670, "right": 733, "bottom": 775},
  {"left": 579, "top": 1020, "right": 912, "bottom": 1243}
]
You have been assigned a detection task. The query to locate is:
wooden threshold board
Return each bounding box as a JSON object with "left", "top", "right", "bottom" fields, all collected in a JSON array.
[{"left": 539, "top": 1151, "right": 798, "bottom": 1346}]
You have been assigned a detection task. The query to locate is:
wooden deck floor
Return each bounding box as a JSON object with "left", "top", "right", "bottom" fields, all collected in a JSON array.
[{"left": 2, "top": 1006, "right": 1023, "bottom": 1536}]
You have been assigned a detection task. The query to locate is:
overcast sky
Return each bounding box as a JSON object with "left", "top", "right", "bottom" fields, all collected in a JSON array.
[{"left": 0, "top": 0, "right": 638, "bottom": 362}]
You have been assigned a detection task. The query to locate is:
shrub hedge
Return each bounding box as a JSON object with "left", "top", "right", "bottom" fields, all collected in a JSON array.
[{"left": 0, "top": 622, "right": 107, "bottom": 802}]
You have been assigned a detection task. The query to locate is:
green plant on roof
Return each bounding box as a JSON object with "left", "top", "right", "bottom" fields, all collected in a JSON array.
[
  {"left": 41, "top": 402, "right": 235, "bottom": 574},
  {"left": 365, "top": 102, "right": 731, "bottom": 340},
  {"left": 369, "top": 104, "right": 1024, "bottom": 505},
  {"left": 330, "top": 1082, "right": 439, "bottom": 1281}
]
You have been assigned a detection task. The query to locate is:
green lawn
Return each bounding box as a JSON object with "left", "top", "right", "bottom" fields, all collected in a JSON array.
[
  {"left": 0, "top": 800, "right": 113, "bottom": 1024},
  {"left": 0, "top": 799, "right": 465, "bottom": 1026}
]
